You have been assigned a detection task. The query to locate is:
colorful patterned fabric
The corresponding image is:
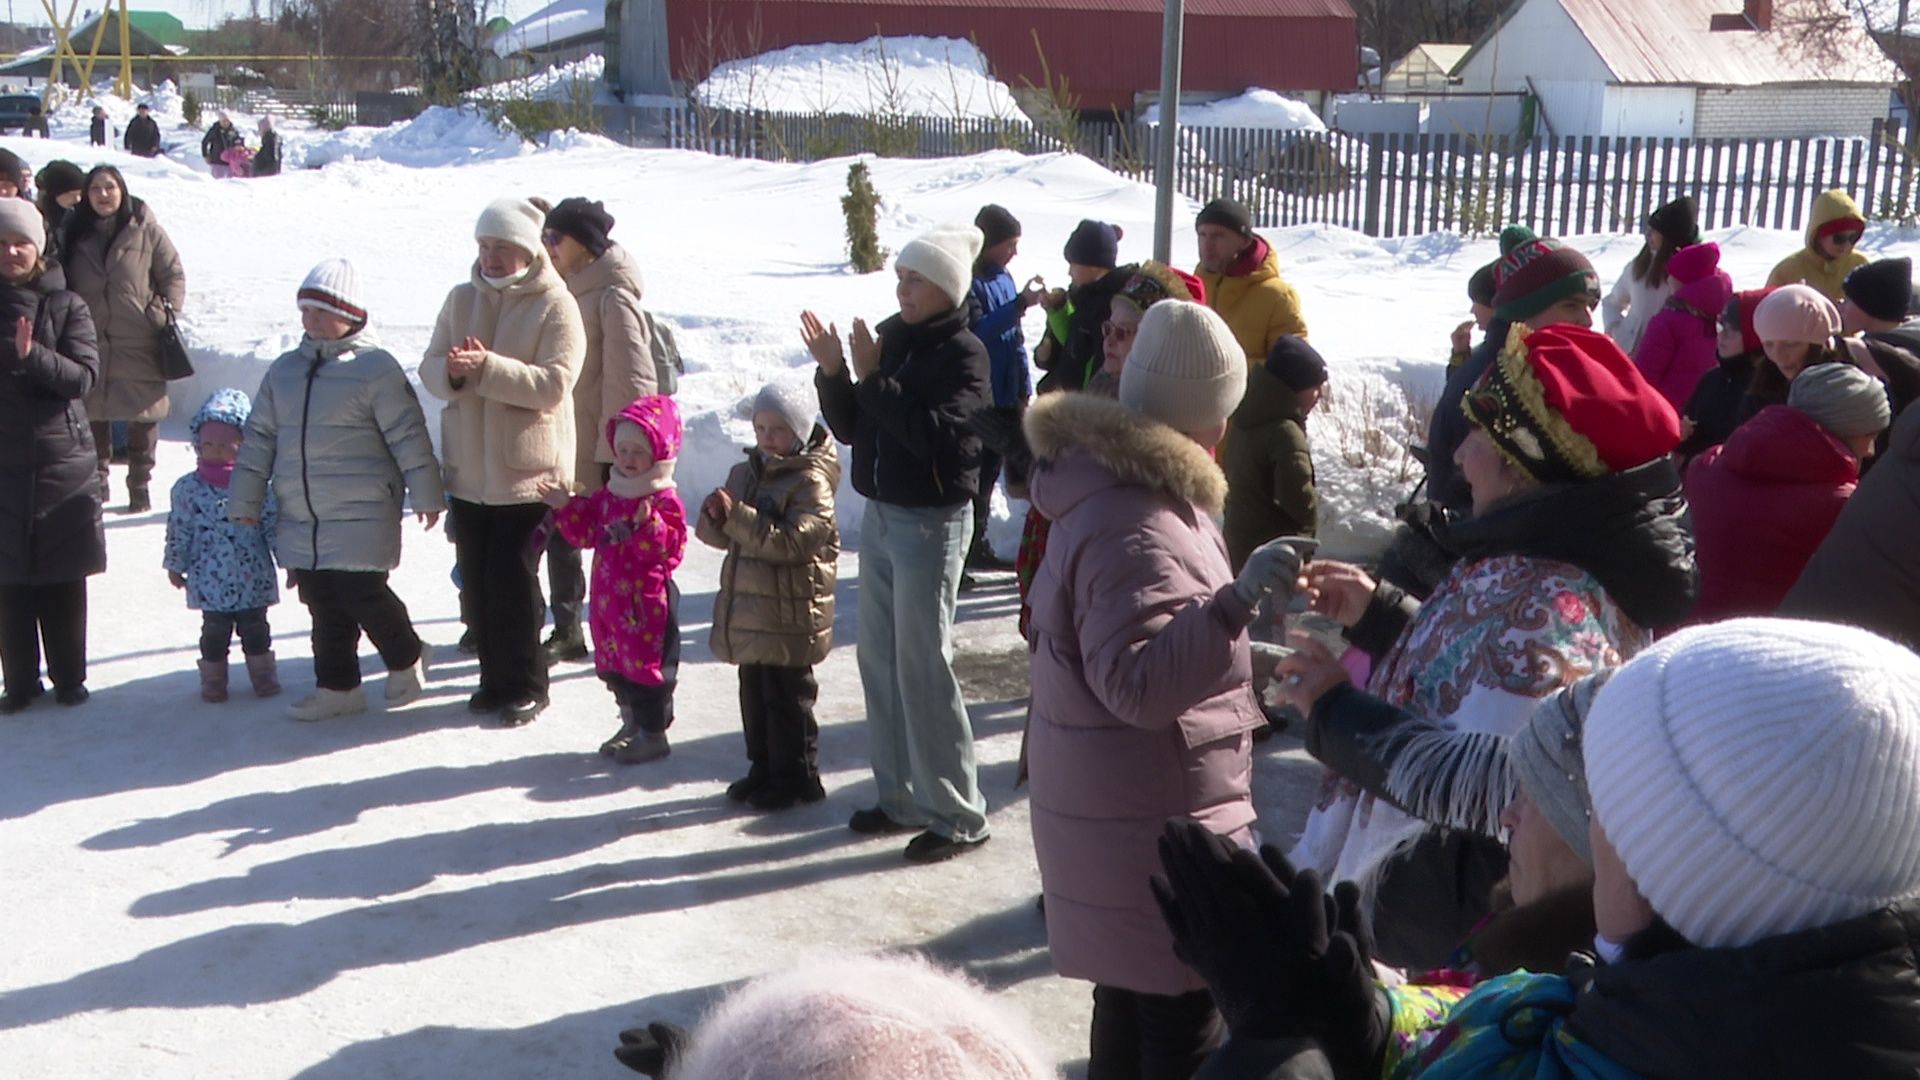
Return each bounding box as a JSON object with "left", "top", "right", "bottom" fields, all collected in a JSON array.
[{"left": 1388, "top": 972, "right": 1640, "bottom": 1080}]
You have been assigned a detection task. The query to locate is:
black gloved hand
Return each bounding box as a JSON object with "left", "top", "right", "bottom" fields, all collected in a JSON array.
[
  {"left": 1151, "top": 819, "right": 1388, "bottom": 1074},
  {"left": 614, "top": 1021, "right": 689, "bottom": 1078}
]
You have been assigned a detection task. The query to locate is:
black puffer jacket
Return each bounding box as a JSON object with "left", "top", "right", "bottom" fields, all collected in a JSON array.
[
  {"left": 1435, "top": 458, "right": 1699, "bottom": 630},
  {"left": 816, "top": 305, "right": 989, "bottom": 509},
  {"left": 0, "top": 272, "right": 103, "bottom": 585},
  {"left": 1567, "top": 900, "right": 1920, "bottom": 1078}
]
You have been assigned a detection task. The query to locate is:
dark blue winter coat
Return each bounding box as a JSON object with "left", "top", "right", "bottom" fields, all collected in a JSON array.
[
  {"left": 163, "top": 389, "right": 278, "bottom": 612},
  {"left": 969, "top": 261, "right": 1030, "bottom": 409}
]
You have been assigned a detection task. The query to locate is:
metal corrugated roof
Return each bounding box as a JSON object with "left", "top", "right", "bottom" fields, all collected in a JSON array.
[
  {"left": 1562, "top": 0, "right": 1898, "bottom": 86},
  {"left": 752, "top": 0, "right": 1354, "bottom": 15}
]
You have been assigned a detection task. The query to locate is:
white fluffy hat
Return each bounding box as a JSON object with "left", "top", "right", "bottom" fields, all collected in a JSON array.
[
  {"left": 1118, "top": 299, "right": 1248, "bottom": 434},
  {"left": 473, "top": 196, "right": 545, "bottom": 258},
  {"left": 673, "top": 953, "right": 1057, "bottom": 1080},
  {"left": 1585, "top": 617, "right": 1920, "bottom": 949},
  {"left": 895, "top": 223, "right": 984, "bottom": 309}
]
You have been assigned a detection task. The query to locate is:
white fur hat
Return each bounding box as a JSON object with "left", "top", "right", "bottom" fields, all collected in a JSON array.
[
  {"left": 674, "top": 953, "right": 1057, "bottom": 1080},
  {"left": 473, "top": 196, "right": 544, "bottom": 258},
  {"left": 1118, "top": 300, "right": 1247, "bottom": 434},
  {"left": 1585, "top": 617, "right": 1920, "bottom": 949},
  {"left": 895, "top": 223, "right": 984, "bottom": 309}
]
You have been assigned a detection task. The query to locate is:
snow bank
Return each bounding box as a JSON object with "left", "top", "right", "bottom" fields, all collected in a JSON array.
[
  {"left": 696, "top": 36, "right": 1031, "bottom": 124},
  {"left": 1143, "top": 88, "right": 1328, "bottom": 132}
]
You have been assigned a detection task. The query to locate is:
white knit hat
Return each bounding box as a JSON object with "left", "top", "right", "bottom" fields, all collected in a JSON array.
[
  {"left": 0, "top": 197, "right": 43, "bottom": 251},
  {"left": 895, "top": 223, "right": 984, "bottom": 309},
  {"left": 1585, "top": 617, "right": 1920, "bottom": 949},
  {"left": 1118, "top": 300, "right": 1247, "bottom": 433},
  {"left": 296, "top": 258, "right": 367, "bottom": 326},
  {"left": 473, "top": 196, "right": 545, "bottom": 258},
  {"left": 673, "top": 953, "right": 1056, "bottom": 1080}
]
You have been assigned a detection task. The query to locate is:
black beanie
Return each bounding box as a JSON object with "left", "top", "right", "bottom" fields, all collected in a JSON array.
[
  {"left": 35, "top": 160, "right": 83, "bottom": 199},
  {"left": 1844, "top": 257, "right": 1913, "bottom": 324},
  {"left": 1468, "top": 262, "right": 1497, "bottom": 307},
  {"left": 975, "top": 204, "right": 1021, "bottom": 249},
  {"left": 1196, "top": 198, "right": 1254, "bottom": 238},
  {"left": 1063, "top": 219, "right": 1121, "bottom": 269},
  {"left": 1266, "top": 335, "right": 1328, "bottom": 391},
  {"left": 1647, "top": 196, "right": 1700, "bottom": 247},
  {"left": 544, "top": 197, "right": 616, "bottom": 257}
]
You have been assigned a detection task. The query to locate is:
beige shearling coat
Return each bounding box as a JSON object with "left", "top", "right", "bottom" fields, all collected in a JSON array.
[
  {"left": 64, "top": 199, "right": 186, "bottom": 423},
  {"left": 564, "top": 243, "right": 654, "bottom": 493},
  {"left": 419, "top": 257, "right": 585, "bottom": 506}
]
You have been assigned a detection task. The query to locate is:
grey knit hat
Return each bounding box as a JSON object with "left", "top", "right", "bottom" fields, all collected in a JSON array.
[
  {"left": 1509, "top": 670, "right": 1613, "bottom": 863},
  {"left": 1789, "top": 362, "right": 1891, "bottom": 440},
  {"left": 751, "top": 378, "right": 818, "bottom": 450}
]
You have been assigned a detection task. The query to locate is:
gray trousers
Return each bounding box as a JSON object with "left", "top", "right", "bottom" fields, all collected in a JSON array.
[{"left": 857, "top": 500, "right": 988, "bottom": 842}]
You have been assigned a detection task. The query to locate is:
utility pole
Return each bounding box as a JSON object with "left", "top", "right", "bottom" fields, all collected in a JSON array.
[{"left": 1152, "top": 0, "right": 1184, "bottom": 263}]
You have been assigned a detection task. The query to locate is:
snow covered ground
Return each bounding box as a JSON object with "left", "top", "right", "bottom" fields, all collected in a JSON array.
[
  {"left": 1, "top": 109, "right": 1918, "bottom": 1076},
  {"left": 697, "top": 36, "right": 1031, "bottom": 124}
]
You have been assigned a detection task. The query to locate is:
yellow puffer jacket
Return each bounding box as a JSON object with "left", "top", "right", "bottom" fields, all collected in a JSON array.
[
  {"left": 1767, "top": 190, "right": 1869, "bottom": 301},
  {"left": 698, "top": 427, "right": 842, "bottom": 668},
  {"left": 1195, "top": 243, "right": 1309, "bottom": 364}
]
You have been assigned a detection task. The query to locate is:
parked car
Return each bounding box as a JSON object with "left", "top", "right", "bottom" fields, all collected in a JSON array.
[{"left": 0, "top": 94, "right": 39, "bottom": 134}]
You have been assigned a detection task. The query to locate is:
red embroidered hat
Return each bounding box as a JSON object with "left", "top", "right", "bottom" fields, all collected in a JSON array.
[{"left": 1465, "top": 324, "right": 1683, "bottom": 483}]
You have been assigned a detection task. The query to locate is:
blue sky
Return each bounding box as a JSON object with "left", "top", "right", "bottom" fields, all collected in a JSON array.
[{"left": 8, "top": 1, "right": 554, "bottom": 29}]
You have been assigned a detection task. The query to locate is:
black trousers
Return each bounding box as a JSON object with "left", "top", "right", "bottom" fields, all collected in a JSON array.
[
  {"left": 200, "top": 607, "right": 272, "bottom": 662},
  {"left": 90, "top": 420, "right": 156, "bottom": 494},
  {"left": 450, "top": 499, "right": 550, "bottom": 701},
  {"left": 295, "top": 570, "right": 422, "bottom": 691},
  {"left": 739, "top": 663, "right": 819, "bottom": 782},
  {"left": 1087, "top": 984, "right": 1225, "bottom": 1080},
  {"left": 545, "top": 529, "right": 585, "bottom": 636},
  {"left": 970, "top": 448, "right": 1003, "bottom": 557},
  {"left": 601, "top": 580, "right": 681, "bottom": 733},
  {"left": 0, "top": 580, "right": 88, "bottom": 694}
]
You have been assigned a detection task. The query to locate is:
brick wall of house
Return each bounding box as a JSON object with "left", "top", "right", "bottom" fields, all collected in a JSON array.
[{"left": 1693, "top": 86, "right": 1890, "bottom": 139}]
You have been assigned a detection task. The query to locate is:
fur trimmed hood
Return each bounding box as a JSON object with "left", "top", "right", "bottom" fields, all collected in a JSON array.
[{"left": 1024, "top": 392, "right": 1228, "bottom": 516}]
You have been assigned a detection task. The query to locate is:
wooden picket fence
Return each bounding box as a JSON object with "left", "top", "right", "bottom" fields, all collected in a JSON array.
[{"left": 660, "top": 104, "right": 1920, "bottom": 238}]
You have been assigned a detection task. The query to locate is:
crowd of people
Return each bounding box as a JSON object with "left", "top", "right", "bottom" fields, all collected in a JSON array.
[{"left": 3, "top": 126, "right": 1920, "bottom": 1075}]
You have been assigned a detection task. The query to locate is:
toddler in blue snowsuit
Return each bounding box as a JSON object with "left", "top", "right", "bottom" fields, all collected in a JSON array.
[{"left": 163, "top": 388, "right": 281, "bottom": 702}]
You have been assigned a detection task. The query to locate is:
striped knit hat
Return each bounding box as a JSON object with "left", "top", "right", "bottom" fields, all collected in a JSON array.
[
  {"left": 1586, "top": 618, "right": 1920, "bottom": 949},
  {"left": 1464, "top": 323, "right": 1681, "bottom": 483},
  {"left": 296, "top": 258, "right": 367, "bottom": 328},
  {"left": 1491, "top": 226, "right": 1600, "bottom": 323}
]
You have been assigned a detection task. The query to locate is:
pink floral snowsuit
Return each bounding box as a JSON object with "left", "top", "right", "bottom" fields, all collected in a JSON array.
[{"left": 552, "top": 396, "right": 687, "bottom": 688}]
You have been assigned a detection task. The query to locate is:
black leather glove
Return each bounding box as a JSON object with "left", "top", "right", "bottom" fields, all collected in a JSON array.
[
  {"left": 614, "top": 1021, "right": 689, "bottom": 1078},
  {"left": 1151, "top": 820, "right": 1389, "bottom": 1075}
]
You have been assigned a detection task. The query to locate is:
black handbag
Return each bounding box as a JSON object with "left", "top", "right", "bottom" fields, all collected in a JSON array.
[{"left": 156, "top": 294, "right": 192, "bottom": 380}]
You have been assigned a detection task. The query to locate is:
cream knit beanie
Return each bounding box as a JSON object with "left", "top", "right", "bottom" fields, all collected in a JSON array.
[
  {"left": 1585, "top": 617, "right": 1920, "bottom": 949},
  {"left": 474, "top": 196, "right": 545, "bottom": 259},
  {"left": 673, "top": 953, "right": 1057, "bottom": 1080},
  {"left": 895, "top": 223, "right": 984, "bottom": 310},
  {"left": 1118, "top": 300, "right": 1247, "bottom": 433}
]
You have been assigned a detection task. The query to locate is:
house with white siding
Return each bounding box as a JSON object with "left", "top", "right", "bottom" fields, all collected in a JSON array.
[{"left": 1452, "top": 0, "right": 1898, "bottom": 139}]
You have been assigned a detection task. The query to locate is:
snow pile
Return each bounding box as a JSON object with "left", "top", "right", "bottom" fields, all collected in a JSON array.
[
  {"left": 472, "top": 53, "right": 609, "bottom": 104},
  {"left": 696, "top": 35, "right": 1031, "bottom": 124},
  {"left": 491, "top": 0, "right": 606, "bottom": 58},
  {"left": 1143, "top": 88, "right": 1328, "bottom": 132}
]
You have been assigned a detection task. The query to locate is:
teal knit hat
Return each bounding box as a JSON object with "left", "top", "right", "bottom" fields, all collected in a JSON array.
[{"left": 1492, "top": 228, "right": 1600, "bottom": 324}]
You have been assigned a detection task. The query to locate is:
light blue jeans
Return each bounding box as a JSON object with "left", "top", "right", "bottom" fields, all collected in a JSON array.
[{"left": 857, "top": 499, "right": 988, "bottom": 842}]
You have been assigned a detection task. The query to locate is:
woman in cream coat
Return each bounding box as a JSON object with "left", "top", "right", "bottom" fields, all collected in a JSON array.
[{"left": 420, "top": 197, "right": 585, "bottom": 726}]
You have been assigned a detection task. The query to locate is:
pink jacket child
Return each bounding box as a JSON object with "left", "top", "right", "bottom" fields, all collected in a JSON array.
[
  {"left": 545, "top": 395, "right": 688, "bottom": 764},
  {"left": 1022, "top": 392, "right": 1265, "bottom": 999},
  {"left": 1634, "top": 241, "right": 1735, "bottom": 410}
]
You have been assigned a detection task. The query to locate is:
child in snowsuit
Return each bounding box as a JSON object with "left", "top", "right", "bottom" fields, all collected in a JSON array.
[
  {"left": 697, "top": 380, "right": 841, "bottom": 811},
  {"left": 543, "top": 394, "right": 687, "bottom": 764},
  {"left": 164, "top": 388, "right": 280, "bottom": 702},
  {"left": 229, "top": 259, "right": 447, "bottom": 722}
]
